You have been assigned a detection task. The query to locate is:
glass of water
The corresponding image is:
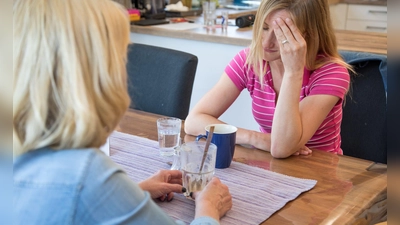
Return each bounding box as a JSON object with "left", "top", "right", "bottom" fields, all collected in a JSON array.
[
  {"left": 179, "top": 141, "right": 217, "bottom": 199},
  {"left": 202, "top": 1, "right": 216, "bottom": 27},
  {"left": 157, "top": 117, "right": 181, "bottom": 156}
]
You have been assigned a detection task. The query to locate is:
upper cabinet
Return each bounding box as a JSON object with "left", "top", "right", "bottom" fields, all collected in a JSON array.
[{"left": 330, "top": 3, "right": 387, "bottom": 33}]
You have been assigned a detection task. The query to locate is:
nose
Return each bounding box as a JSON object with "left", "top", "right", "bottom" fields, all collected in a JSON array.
[{"left": 262, "top": 30, "right": 276, "bottom": 48}]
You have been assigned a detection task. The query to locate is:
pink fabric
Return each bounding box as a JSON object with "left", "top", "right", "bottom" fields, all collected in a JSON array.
[
  {"left": 225, "top": 49, "right": 350, "bottom": 154},
  {"left": 109, "top": 131, "right": 317, "bottom": 225}
]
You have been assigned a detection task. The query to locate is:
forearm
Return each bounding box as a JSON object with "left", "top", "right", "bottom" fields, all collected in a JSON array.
[
  {"left": 184, "top": 113, "right": 226, "bottom": 136},
  {"left": 271, "top": 73, "right": 303, "bottom": 158},
  {"left": 236, "top": 128, "right": 272, "bottom": 152}
]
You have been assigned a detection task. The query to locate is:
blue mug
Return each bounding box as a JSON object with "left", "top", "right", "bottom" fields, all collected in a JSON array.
[{"left": 196, "top": 124, "right": 237, "bottom": 169}]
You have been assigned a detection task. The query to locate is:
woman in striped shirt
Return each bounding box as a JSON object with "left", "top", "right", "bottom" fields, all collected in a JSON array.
[{"left": 185, "top": 0, "right": 353, "bottom": 158}]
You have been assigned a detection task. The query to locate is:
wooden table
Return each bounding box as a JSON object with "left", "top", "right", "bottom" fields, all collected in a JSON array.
[{"left": 118, "top": 109, "right": 387, "bottom": 225}]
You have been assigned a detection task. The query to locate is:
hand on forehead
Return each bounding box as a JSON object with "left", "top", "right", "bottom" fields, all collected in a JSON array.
[{"left": 265, "top": 9, "right": 292, "bottom": 26}]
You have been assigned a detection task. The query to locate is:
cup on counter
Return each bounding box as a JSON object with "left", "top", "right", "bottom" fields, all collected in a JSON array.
[
  {"left": 202, "top": 1, "right": 216, "bottom": 27},
  {"left": 220, "top": 10, "right": 229, "bottom": 30},
  {"left": 157, "top": 117, "right": 182, "bottom": 156},
  {"left": 196, "top": 124, "right": 237, "bottom": 168},
  {"left": 179, "top": 141, "right": 217, "bottom": 199}
]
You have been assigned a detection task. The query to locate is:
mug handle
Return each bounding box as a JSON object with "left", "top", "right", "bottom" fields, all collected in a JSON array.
[{"left": 196, "top": 134, "right": 207, "bottom": 141}]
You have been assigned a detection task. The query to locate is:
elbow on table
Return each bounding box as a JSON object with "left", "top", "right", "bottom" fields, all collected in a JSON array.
[{"left": 270, "top": 146, "right": 292, "bottom": 159}]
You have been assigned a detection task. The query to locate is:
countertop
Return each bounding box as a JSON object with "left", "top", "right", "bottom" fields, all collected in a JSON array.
[
  {"left": 129, "top": 0, "right": 387, "bottom": 55},
  {"left": 130, "top": 23, "right": 387, "bottom": 55}
]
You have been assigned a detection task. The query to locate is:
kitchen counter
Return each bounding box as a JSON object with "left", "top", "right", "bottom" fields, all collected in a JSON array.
[
  {"left": 130, "top": 22, "right": 387, "bottom": 55},
  {"left": 130, "top": 0, "right": 387, "bottom": 55}
]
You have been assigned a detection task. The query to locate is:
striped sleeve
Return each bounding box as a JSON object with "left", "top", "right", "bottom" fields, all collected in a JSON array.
[
  {"left": 224, "top": 49, "right": 249, "bottom": 91},
  {"left": 308, "top": 62, "right": 350, "bottom": 101}
]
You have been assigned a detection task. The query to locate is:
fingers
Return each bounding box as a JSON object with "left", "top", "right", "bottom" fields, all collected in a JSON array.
[
  {"left": 160, "top": 183, "right": 185, "bottom": 196},
  {"left": 300, "top": 146, "right": 312, "bottom": 155},
  {"left": 166, "top": 169, "right": 183, "bottom": 179},
  {"left": 273, "top": 17, "right": 303, "bottom": 45},
  {"left": 169, "top": 177, "right": 183, "bottom": 185},
  {"left": 272, "top": 19, "right": 286, "bottom": 44},
  {"left": 293, "top": 146, "right": 312, "bottom": 156},
  {"left": 157, "top": 192, "right": 174, "bottom": 202},
  {"left": 284, "top": 18, "right": 303, "bottom": 43},
  {"left": 158, "top": 170, "right": 182, "bottom": 185},
  {"left": 161, "top": 169, "right": 182, "bottom": 180},
  {"left": 190, "top": 191, "right": 198, "bottom": 200},
  {"left": 157, "top": 184, "right": 184, "bottom": 202},
  {"left": 166, "top": 192, "right": 174, "bottom": 201},
  {"left": 210, "top": 176, "right": 221, "bottom": 184},
  {"left": 273, "top": 18, "right": 294, "bottom": 44}
]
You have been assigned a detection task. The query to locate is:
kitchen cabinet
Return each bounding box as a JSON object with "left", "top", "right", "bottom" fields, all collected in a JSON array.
[
  {"left": 330, "top": 3, "right": 387, "bottom": 33},
  {"left": 346, "top": 4, "right": 387, "bottom": 32}
]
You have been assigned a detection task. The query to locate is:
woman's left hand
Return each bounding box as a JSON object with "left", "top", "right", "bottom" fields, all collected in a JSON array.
[
  {"left": 292, "top": 146, "right": 312, "bottom": 156},
  {"left": 139, "top": 170, "right": 184, "bottom": 202},
  {"left": 273, "top": 17, "right": 307, "bottom": 75}
]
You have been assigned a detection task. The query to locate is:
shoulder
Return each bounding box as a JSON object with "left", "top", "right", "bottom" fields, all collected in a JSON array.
[
  {"left": 229, "top": 48, "right": 249, "bottom": 65},
  {"left": 311, "top": 55, "right": 350, "bottom": 82},
  {"left": 306, "top": 56, "right": 350, "bottom": 98},
  {"left": 14, "top": 148, "right": 102, "bottom": 184}
]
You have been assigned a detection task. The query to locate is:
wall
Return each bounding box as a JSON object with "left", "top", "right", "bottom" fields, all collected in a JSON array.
[{"left": 130, "top": 33, "right": 260, "bottom": 131}]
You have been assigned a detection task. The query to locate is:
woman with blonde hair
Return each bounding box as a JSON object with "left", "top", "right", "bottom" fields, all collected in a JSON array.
[
  {"left": 185, "top": 0, "right": 352, "bottom": 158},
  {"left": 13, "top": 0, "right": 231, "bottom": 224}
]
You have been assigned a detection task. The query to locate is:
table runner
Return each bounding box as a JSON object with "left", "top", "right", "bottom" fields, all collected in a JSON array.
[{"left": 110, "top": 131, "right": 317, "bottom": 224}]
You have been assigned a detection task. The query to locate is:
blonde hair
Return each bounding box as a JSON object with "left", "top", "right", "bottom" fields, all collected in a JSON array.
[
  {"left": 13, "top": 0, "right": 131, "bottom": 156},
  {"left": 247, "top": 0, "right": 353, "bottom": 84}
]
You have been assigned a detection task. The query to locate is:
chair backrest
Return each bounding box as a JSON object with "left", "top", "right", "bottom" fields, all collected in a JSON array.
[
  {"left": 340, "top": 51, "right": 387, "bottom": 164},
  {"left": 126, "top": 43, "right": 198, "bottom": 120}
]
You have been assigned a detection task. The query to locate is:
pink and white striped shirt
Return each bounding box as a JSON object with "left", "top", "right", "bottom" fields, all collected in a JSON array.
[{"left": 225, "top": 49, "right": 350, "bottom": 154}]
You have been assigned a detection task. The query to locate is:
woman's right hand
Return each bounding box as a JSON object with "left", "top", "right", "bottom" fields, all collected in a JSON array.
[{"left": 192, "top": 177, "right": 232, "bottom": 221}]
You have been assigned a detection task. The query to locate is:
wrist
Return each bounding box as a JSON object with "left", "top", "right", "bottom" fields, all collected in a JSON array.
[
  {"left": 283, "top": 71, "right": 303, "bottom": 81},
  {"left": 251, "top": 131, "right": 271, "bottom": 152},
  {"left": 138, "top": 181, "right": 148, "bottom": 191},
  {"left": 195, "top": 201, "right": 220, "bottom": 222}
]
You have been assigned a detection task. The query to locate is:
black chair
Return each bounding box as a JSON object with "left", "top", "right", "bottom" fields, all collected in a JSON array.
[
  {"left": 126, "top": 43, "right": 198, "bottom": 120},
  {"left": 340, "top": 51, "right": 387, "bottom": 164}
]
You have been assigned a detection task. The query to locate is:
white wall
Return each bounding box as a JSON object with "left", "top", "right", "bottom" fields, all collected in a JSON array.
[{"left": 130, "top": 33, "right": 259, "bottom": 131}]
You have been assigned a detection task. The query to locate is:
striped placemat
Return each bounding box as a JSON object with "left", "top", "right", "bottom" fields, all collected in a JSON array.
[{"left": 109, "top": 131, "right": 317, "bottom": 225}]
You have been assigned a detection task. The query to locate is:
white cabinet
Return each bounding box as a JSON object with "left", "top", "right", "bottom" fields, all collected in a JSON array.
[
  {"left": 330, "top": 3, "right": 387, "bottom": 33},
  {"left": 346, "top": 4, "right": 387, "bottom": 32}
]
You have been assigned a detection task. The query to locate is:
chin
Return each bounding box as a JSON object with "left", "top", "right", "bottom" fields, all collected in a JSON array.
[{"left": 263, "top": 54, "right": 281, "bottom": 62}]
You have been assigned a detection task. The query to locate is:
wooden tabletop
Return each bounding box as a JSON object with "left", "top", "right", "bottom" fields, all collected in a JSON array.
[{"left": 118, "top": 109, "right": 387, "bottom": 225}]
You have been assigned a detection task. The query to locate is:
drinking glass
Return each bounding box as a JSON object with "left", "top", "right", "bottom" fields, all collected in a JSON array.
[
  {"left": 203, "top": 1, "right": 216, "bottom": 27},
  {"left": 179, "top": 141, "right": 217, "bottom": 198},
  {"left": 157, "top": 117, "right": 181, "bottom": 156}
]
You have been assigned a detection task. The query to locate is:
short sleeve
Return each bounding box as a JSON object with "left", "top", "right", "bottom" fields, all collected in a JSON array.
[
  {"left": 307, "top": 62, "right": 350, "bottom": 101},
  {"left": 224, "top": 49, "right": 250, "bottom": 91}
]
